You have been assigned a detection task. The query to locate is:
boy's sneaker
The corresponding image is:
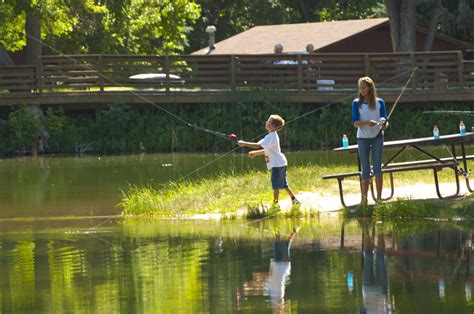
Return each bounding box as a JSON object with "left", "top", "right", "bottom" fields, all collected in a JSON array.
[
  {"left": 271, "top": 200, "right": 280, "bottom": 210},
  {"left": 292, "top": 198, "right": 301, "bottom": 206}
]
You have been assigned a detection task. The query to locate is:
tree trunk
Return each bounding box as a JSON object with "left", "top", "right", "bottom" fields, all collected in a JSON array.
[
  {"left": 399, "top": 0, "right": 416, "bottom": 51},
  {"left": 385, "top": 0, "right": 401, "bottom": 52},
  {"left": 384, "top": 0, "right": 416, "bottom": 52},
  {"left": 423, "top": 0, "right": 442, "bottom": 51},
  {"left": 25, "top": 6, "right": 42, "bottom": 65}
]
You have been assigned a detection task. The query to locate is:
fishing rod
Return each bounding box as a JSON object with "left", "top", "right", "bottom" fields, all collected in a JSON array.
[
  {"left": 22, "top": 33, "right": 240, "bottom": 145},
  {"left": 23, "top": 31, "right": 419, "bottom": 184},
  {"left": 186, "top": 123, "right": 239, "bottom": 143},
  {"left": 378, "top": 66, "right": 418, "bottom": 126}
]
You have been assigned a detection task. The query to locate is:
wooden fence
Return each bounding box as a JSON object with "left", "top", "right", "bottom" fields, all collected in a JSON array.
[{"left": 0, "top": 51, "right": 473, "bottom": 105}]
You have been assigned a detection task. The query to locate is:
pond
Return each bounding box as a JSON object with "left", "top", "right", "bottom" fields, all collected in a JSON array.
[
  {"left": 1, "top": 148, "right": 469, "bottom": 218},
  {"left": 0, "top": 151, "right": 352, "bottom": 218},
  {"left": 1, "top": 151, "right": 474, "bottom": 312},
  {"left": 1, "top": 217, "right": 474, "bottom": 313}
]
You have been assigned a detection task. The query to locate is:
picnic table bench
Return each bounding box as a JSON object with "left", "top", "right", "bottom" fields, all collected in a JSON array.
[{"left": 323, "top": 132, "right": 474, "bottom": 207}]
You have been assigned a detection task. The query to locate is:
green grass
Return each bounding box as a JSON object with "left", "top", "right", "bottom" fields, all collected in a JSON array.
[
  {"left": 344, "top": 194, "right": 474, "bottom": 220},
  {"left": 119, "top": 163, "right": 470, "bottom": 218}
]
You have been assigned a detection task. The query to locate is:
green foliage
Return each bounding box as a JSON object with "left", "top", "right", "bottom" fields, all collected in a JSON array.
[
  {"left": 0, "top": 119, "right": 10, "bottom": 154},
  {"left": 246, "top": 201, "right": 280, "bottom": 219},
  {"left": 45, "top": 107, "right": 69, "bottom": 153},
  {"left": 417, "top": 0, "right": 474, "bottom": 44},
  {"left": 1, "top": 101, "right": 473, "bottom": 156},
  {"left": 7, "top": 105, "right": 41, "bottom": 152},
  {"left": 50, "top": 0, "right": 200, "bottom": 55},
  {"left": 95, "top": 105, "right": 142, "bottom": 154},
  {"left": 319, "top": 0, "right": 385, "bottom": 21},
  {"left": 344, "top": 194, "right": 474, "bottom": 222},
  {"left": 0, "top": 0, "right": 199, "bottom": 55},
  {"left": 0, "top": 0, "right": 103, "bottom": 51}
]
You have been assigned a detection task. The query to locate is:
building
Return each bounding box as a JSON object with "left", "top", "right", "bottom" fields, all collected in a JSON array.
[{"left": 192, "top": 18, "right": 473, "bottom": 56}]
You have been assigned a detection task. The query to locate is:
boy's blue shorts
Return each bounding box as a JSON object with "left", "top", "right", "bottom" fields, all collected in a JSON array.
[{"left": 271, "top": 166, "right": 289, "bottom": 190}]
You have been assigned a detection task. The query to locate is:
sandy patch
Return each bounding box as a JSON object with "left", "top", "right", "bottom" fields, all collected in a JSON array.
[{"left": 278, "top": 182, "right": 469, "bottom": 212}]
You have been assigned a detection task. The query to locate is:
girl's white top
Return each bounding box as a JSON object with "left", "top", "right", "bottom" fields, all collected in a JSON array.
[
  {"left": 353, "top": 98, "right": 386, "bottom": 139},
  {"left": 258, "top": 131, "right": 287, "bottom": 169}
]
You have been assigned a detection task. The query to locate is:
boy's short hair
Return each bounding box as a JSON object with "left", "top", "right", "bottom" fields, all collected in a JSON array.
[{"left": 269, "top": 114, "right": 285, "bottom": 130}]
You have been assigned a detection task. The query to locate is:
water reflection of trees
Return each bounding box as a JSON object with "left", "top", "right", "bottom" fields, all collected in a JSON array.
[
  {"left": 1, "top": 233, "right": 212, "bottom": 312},
  {"left": 2, "top": 219, "right": 474, "bottom": 312}
]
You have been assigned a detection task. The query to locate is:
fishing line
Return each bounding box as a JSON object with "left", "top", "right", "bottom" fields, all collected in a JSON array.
[
  {"left": 284, "top": 66, "right": 418, "bottom": 126},
  {"left": 423, "top": 110, "right": 474, "bottom": 115},
  {"left": 385, "top": 66, "right": 418, "bottom": 121},
  {"left": 23, "top": 32, "right": 245, "bottom": 182},
  {"left": 23, "top": 32, "right": 417, "bottom": 186},
  {"left": 17, "top": 32, "right": 424, "bottom": 241}
]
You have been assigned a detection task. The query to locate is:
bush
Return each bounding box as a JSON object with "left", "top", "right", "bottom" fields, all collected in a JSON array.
[
  {"left": 0, "top": 101, "right": 473, "bottom": 156},
  {"left": 8, "top": 105, "right": 41, "bottom": 153}
]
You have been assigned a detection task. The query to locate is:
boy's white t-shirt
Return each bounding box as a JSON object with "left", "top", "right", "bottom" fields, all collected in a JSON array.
[{"left": 258, "top": 131, "right": 287, "bottom": 170}]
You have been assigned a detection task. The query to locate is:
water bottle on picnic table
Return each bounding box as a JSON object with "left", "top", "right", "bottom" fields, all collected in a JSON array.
[
  {"left": 433, "top": 125, "right": 440, "bottom": 140},
  {"left": 347, "top": 271, "right": 353, "bottom": 293},
  {"left": 342, "top": 134, "right": 349, "bottom": 148},
  {"left": 460, "top": 120, "right": 466, "bottom": 136}
]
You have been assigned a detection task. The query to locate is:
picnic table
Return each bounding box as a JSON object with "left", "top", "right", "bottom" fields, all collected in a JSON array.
[{"left": 323, "top": 132, "right": 474, "bottom": 207}]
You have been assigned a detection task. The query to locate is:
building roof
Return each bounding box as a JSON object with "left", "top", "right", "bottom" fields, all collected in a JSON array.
[{"left": 192, "top": 18, "right": 390, "bottom": 55}]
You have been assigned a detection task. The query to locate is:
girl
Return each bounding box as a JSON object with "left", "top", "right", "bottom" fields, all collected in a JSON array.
[{"left": 352, "top": 77, "right": 388, "bottom": 203}]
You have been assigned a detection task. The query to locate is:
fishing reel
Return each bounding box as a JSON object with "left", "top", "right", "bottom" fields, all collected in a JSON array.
[
  {"left": 229, "top": 133, "right": 239, "bottom": 143},
  {"left": 376, "top": 117, "right": 387, "bottom": 126}
]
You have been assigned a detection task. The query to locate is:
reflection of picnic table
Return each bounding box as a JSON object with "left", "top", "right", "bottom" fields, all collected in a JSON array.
[{"left": 323, "top": 133, "right": 474, "bottom": 207}]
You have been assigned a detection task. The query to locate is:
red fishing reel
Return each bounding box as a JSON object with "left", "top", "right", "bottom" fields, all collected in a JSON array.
[{"left": 229, "top": 133, "right": 239, "bottom": 142}]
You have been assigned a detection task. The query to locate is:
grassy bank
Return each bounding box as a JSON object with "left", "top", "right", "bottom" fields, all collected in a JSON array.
[
  {"left": 120, "top": 164, "right": 348, "bottom": 217},
  {"left": 119, "top": 163, "right": 466, "bottom": 217},
  {"left": 347, "top": 194, "right": 474, "bottom": 220}
]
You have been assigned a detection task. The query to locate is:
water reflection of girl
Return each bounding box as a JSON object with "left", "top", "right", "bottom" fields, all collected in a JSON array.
[{"left": 360, "top": 228, "right": 392, "bottom": 314}]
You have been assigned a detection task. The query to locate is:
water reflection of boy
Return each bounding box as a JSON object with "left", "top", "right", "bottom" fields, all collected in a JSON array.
[
  {"left": 360, "top": 229, "right": 392, "bottom": 314},
  {"left": 267, "top": 227, "right": 299, "bottom": 310},
  {"left": 273, "top": 228, "right": 298, "bottom": 262}
]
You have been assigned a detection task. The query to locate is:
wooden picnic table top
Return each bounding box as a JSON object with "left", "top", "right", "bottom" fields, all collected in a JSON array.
[{"left": 334, "top": 132, "right": 474, "bottom": 153}]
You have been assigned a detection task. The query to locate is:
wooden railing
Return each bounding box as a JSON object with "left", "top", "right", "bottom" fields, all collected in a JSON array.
[{"left": 0, "top": 51, "right": 473, "bottom": 102}]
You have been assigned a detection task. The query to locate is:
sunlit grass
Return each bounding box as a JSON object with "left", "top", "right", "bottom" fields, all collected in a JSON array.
[
  {"left": 344, "top": 194, "right": 474, "bottom": 221},
  {"left": 119, "top": 162, "right": 470, "bottom": 217}
]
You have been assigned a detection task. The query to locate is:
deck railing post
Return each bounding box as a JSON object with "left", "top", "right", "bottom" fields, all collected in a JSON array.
[
  {"left": 98, "top": 55, "right": 104, "bottom": 92},
  {"left": 297, "top": 54, "right": 303, "bottom": 92},
  {"left": 458, "top": 51, "right": 465, "bottom": 90},
  {"left": 364, "top": 53, "right": 370, "bottom": 76},
  {"left": 37, "top": 56, "right": 43, "bottom": 94},
  {"left": 411, "top": 53, "right": 416, "bottom": 92},
  {"left": 165, "top": 55, "right": 170, "bottom": 93},
  {"left": 230, "top": 55, "right": 236, "bottom": 91}
]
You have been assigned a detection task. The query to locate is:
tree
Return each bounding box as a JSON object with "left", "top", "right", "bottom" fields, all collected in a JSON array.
[
  {"left": 384, "top": 0, "right": 417, "bottom": 51},
  {"left": 436, "top": 0, "right": 474, "bottom": 45},
  {"left": 385, "top": 0, "right": 453, "bottom": 52},
  {"left": 418, "top": 0, "right": 443, "bottom": 51},
  {"left": 48, "top": 0, "right": 201, "bottom": 55},
  {"left": 0, "top": 1, "right": 103, "bottom": 64},
  {"left": 0, "top": 0, "right": 200, "bottom": 59}
]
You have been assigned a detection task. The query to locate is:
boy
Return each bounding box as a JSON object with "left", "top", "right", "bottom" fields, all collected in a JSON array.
[{"left": 238, "top": 114, "right": 299, "bottom": 206}]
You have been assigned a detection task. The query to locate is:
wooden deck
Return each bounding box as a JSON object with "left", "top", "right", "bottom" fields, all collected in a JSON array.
[{"left": 0, "top": 51, "right": 473, "bottom": 107}]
